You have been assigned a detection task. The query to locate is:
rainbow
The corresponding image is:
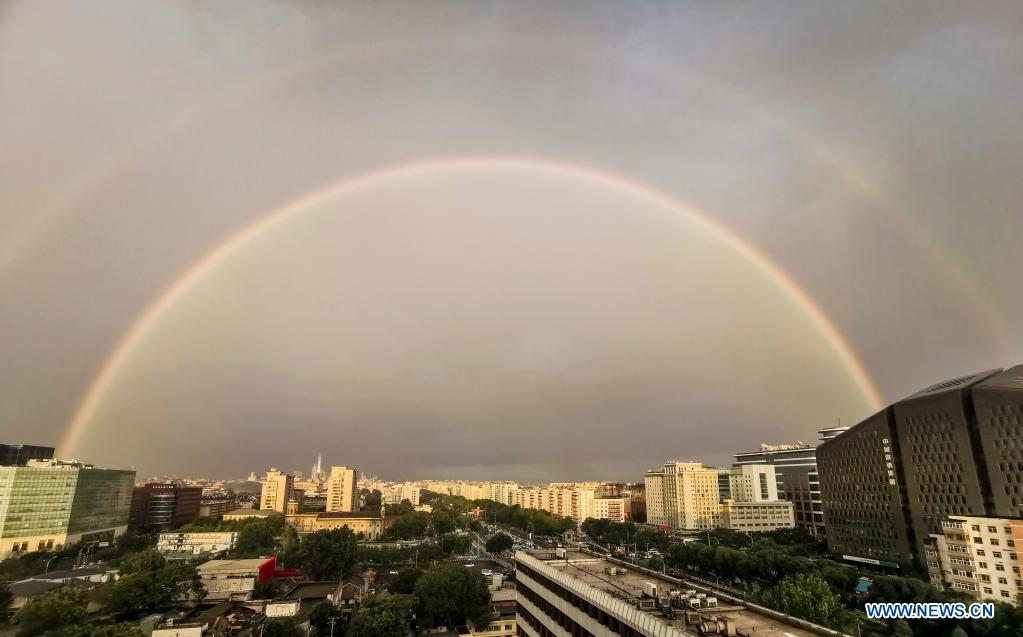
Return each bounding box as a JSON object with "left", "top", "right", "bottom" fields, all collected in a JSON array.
[{"left": 58, "top": 156, "right": 884, "bottom": 455}]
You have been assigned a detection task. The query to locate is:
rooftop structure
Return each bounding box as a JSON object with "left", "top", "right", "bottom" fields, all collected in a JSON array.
[{"left": 516, "top": 550, "right": 825, "bottom": 637}]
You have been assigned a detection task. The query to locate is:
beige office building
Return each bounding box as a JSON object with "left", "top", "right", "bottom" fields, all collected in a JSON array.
[
  {"left": 260, "top": 469, "right": 294, "bottom": 513},
  {"left": 644, "top": 462, "right": 720, "bottom": 530},
  {"left": 325, "top": 466, "right": 359, "bottom": 512},
  {"left": 927, "top": 516, "right": 1023, "bottom": 604}
]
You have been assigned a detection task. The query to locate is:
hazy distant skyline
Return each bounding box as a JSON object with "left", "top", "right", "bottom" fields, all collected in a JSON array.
[{"left": 2, "top": 2, "right": 1021, "bottom": 481}]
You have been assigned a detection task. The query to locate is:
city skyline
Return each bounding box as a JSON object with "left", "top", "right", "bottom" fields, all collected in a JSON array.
[{"left": 3, "top": 2, "right": 1022, "bottom": 480}]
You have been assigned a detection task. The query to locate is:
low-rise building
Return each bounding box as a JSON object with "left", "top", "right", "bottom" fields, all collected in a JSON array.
[
  {"left": 157, "top": 531, "right": 239, "bottom": 556},
  {"left": 199, "top": 498, "right": 237, "bottom": 519},
  {"left": 720, "top": 500, "right": 795, "bottom": 532},
  {"left": 927, "top": 516, "right": 1023, "bottom": 604},
  {"left": 286, "top": 512, "right": 384, "bottom": 539},
  {"left": 516, "top": 549, "right": 827, "bottom": 637},
  {"left": 197, "top": 557, "right": 275, "bottom": 602}
]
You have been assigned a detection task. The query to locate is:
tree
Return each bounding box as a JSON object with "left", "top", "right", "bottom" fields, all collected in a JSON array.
[
  {"left": 89, "top": 626, "right": 146, "bottom": 637},
  {"left": 233, "top": 520, "right": 277, "bottom": 557},
  {"left": 485, "top": 533, "right": 513, "bottom": 554},
  {"left": 388, "top": 568, "right": 422, "bottom": 594},
  {"left": 431, "top": 510, "right": 457, "bottom": 535},
  {"left": 309, "top": 601, "right": 347, "bottom": 636},
  {"left": 758, "top": 573, "right": 857, "bottom": 633},
  {"left": 348, "top": 593, "right": 410, "bottom": 637},
  {"left": 413, "top": 562, "right": 491, "bottom": 629},
  {"left": 259, "top": 618, "right": 303, "bottom": 637},
  {"left": 363, "top": 489, "right": 382, "bottom": 510},
  {"left": 384, "top": 513, "right": 430, "bottom": 540},
  {"left": 106, "top": 550, "right": 205, "bottom": 617},
  {"left": 1, "top": 582, "right": 12, "bottom": 621},
  {"left": 13, "top": 589, "right": 87, "bottom": 637},
  {"left": 384, "top": 500, "right": 415, "bottom": 516},
  {"left": 297, "top": 528, "right": 358, "bottom": 580}
]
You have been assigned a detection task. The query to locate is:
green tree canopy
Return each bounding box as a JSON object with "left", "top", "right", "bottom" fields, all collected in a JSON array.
[
  {"left": 309, "top": 601, "right": 347, "bottom": 636},
  {"left": 485, "top": 533, "right": 513, "bottom": 554},
  {"left": 384, "top": 500, "right": 415, "bottom": 516},
  {"left": 348, "top": 593, "right": 410, "bottom": 637},
  {"left": 388, "top": 568, "right": 423, "bottom": 594},
  {"left": 413, "top": 562, "right": 491, "bottom": 629},
  {"left": 384, "top": 513, "right": 430, "bottom": 540},
  {"left": 106, "top": 550, "right": 205, "bottom": 618},
  {"left": 431, "top": 510, "right": 457, "bottom": 535},
  {"left": 297, "top": 528, "right": 358, "bottom": 580},
  {"left": 757, "top": 573, "right": 857, "bottom": 633},
  {"left": 233, "top": 520, "right": 278, "bottom": 557},
  {"left": 259, "top": 618, "right": 303, "bottom": 637},
  {"left": 1, "top": 581, "right": 12, "bottom": 621},
  {"left": 13, "top": 589, "right": 87, "bottom": 637}
]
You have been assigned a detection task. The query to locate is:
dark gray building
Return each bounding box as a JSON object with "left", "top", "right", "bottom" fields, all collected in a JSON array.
[
  {"left": 0, "top": 443, "right": 55, "bottom": 466},
  {"left": 817, "top": 365, "right": 1023, "bottom": 575}
]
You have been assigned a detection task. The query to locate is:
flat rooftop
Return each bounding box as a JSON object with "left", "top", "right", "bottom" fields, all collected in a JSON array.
[{"left": 523, "top": 550, "right": 822, "bottom": 637}]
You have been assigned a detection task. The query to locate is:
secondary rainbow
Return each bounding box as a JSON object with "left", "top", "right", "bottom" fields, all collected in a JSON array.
[{"left": 58, "top": 156, "right": 884, "bottom": 455}]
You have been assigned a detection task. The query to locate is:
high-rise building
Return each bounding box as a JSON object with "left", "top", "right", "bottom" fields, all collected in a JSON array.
[
  {"left": 728, "top": 464, "right": 778, "bottom": 502},
  {"left": 260, "top": 469, "right": 294, "bottom": 513},
  {"left": 0, "top": 443, "right": 55, "bottom": 467},
  {"left": 818, "top": 365, "right": 1023, "bottom": 574},
  {"left": 644, "top": 462, "right": 720, "bottom": 530},
  {"left": 325, "top": 466, "right": 359, "bottom": 512},
  {"left": 720, "top": 464, "right": 794, "bottom": 532},
  {"left": 508, "top": 487, "right": 599, "bottom": 522},
  {"left": 0, "top": 459, "right": 135, "bottom": 559},
  {"left": 130, "top": 483, "right": 203, "bottom": 530},
  {"left": 926, "top": 515, "right": 1023, "bottom": 604},
  {"left": 733, "top": 427, "right": 848, "bottom": 537},
  {"left": 483, "top": 482, "right": 519, "bottom": 505},
  {"left": 383, "top": 483, "right": 420, "bottom": 507},
  {"left": 591, "top": 496, "right": 631, "bottom": 522}
]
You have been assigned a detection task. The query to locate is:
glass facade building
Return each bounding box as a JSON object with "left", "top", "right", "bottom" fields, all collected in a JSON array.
[{"left": 0, "top": 461, "right": 135, "bottom": 558}]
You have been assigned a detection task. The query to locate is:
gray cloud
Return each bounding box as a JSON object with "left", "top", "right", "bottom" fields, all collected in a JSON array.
[{"left": 1, "top": 1, "right": 1020, "bottom": 481}]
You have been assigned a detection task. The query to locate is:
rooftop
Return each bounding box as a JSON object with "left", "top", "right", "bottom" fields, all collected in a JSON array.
[
  {"left": 518, "top": 550, "right": 823, "bottom": 637},
  {"left": 198, "top": 557, "right": 273, "bottom": 572}
]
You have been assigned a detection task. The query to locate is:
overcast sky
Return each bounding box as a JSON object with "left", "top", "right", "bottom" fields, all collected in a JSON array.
[{"left": 1, "top": 1, "right": 1021, "bottom": 482}]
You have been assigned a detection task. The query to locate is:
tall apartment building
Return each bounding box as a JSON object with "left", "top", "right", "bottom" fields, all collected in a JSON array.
[
  {"left": 260, "top": 469, "right": 294, "bottom": 513},
  {"left": 734, "top": 427, "right": 848, "bottom": 537},
  {"left": 0, "top": 459, "right": 135, "bottom": 559},
  {"left": 508, "top": 487, "right": 604, "bottom": 523},
  {"left": 592, "top": 496, "right": 631, "bottom": 522},
  {"left": 644, "top": 462, "right": 720, "bottom": 530},
  {"left": 927, "top": 515, "right": 1023, "bottom": 604},
  {"left": 383, "top": 483, "right": 421, "bottom": 507},
  {"left": 0, "top": 443, "right": 55, "bottom": 467},
  {"left": 130, "top": 483, "right": 203, "bottom": 530},
  {"left": 325, "top": 466, "right": 359, "bottom": 512},
  {"left": 483, "top": 482, "right": 519, "bottom": 505},
  {"left": 818, "top": 365, "right": 1023, "bottom": 574}
]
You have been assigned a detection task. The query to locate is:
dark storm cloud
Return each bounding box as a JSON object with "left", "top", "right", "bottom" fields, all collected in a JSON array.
[{"left": 1, "top": 1, "right": 1020, "bottom": 480}]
